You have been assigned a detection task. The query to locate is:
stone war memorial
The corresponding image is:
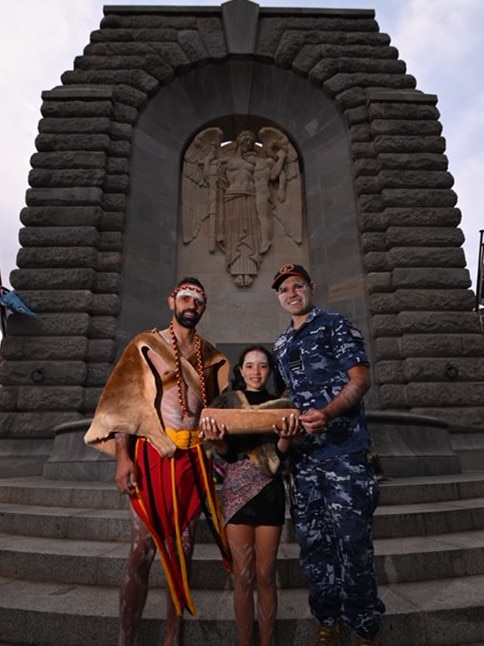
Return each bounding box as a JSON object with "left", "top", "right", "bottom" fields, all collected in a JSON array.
[{"left": 0, "top": 3, "right": 484, "bottom": 645}]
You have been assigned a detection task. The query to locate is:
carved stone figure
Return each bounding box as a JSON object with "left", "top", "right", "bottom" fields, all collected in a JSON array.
[{"left": 182, "top": 126, "right": 302, "bottom": 287}]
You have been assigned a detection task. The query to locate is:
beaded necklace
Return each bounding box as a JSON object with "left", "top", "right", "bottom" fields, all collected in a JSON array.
[{"left": 169, "top": 321, "right": 207, "bottom": 417}]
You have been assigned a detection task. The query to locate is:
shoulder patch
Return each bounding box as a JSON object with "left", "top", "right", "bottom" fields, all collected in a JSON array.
[{"left": 349, "top": 327, "right": 364, "bottom": 339}]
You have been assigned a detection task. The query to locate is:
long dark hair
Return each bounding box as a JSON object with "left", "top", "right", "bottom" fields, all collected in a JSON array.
[{"left": 231, "top": 345, "right": 273, "bottom": 391}]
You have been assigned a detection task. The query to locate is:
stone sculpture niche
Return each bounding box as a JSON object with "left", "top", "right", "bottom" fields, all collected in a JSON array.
[{"left": 182, "top": 127, "right": 303, "bottom": 287}]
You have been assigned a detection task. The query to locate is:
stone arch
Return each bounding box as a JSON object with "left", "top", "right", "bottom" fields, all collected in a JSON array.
[{"left": 115, "top": 61, "right": 369, "bottom": 362}]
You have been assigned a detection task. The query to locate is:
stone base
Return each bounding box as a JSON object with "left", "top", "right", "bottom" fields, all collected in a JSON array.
[
  {"left": 42, "top": 411, "right": 463, "bottom": 481},
  {"left": 0, "top": 438, "right": 53, "bottom": 478},
  {"left": 450, "top": 431, "right": 484, "bottom": 471},
  {"left": 367, "top": 410, "right": 462, "bottom": 478},
  {"left": 42, "top": 420, "right": 115, "bottom": 482}
]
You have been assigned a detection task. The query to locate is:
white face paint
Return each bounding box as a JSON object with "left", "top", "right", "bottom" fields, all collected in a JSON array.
[{"left": 175, "top": 287, "right": 206, "bottom": 305}]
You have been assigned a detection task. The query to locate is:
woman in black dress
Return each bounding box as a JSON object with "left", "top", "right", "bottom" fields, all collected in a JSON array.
[{"left": 200, "top": 345, "right": 299, "bottom": 646}]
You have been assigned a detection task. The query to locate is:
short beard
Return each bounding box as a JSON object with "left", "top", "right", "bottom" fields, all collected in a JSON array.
[{"left": 175, "top": 309, "right": 201, "bottom": 329}]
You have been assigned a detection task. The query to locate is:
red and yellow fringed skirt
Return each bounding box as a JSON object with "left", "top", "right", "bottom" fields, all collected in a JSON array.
[{"left": 130, "top": 430, "right": 231, "bottom": 616}]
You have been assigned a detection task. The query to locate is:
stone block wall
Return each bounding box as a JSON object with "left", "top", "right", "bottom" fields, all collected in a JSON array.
[{"left": 0, "top": 3, "right": 482, "bottom": 442}]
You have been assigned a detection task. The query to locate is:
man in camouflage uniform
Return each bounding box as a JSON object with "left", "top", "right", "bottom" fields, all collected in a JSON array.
[{"left": 271, "top": 264, "right": 385, "bottom": 646}]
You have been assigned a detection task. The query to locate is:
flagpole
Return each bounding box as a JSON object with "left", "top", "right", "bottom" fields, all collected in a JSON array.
[{"left": 476, "top": 230, "right": 484, "bottom": 333}]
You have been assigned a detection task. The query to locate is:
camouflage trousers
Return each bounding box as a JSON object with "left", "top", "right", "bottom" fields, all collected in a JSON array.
[{"left": 289, "top": 451, "right": 385, "bottom": 639}]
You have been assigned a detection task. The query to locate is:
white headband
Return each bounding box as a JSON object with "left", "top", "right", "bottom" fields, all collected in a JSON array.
[{"left": 174, "top": 287, "right": 206, "bottom": 304}]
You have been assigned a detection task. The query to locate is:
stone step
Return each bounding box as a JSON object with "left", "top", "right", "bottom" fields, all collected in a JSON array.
[
  {"left": 1, "top": 472, "right": 484, "bottom": 509},
  {"left": 0, "top": 575, "right": 484, "bottom": 646},
  {"left": 378, "top": 471, "right": 484, "bottom": 505},
  {"left": 374, "top": 496, "right": 484, "bottom": 537},
  {"left": 1, "top": 528, "right": 484, "bottom": 590},
  {"left": 2, "top": 494, "right": 484, "bottom": 543}
]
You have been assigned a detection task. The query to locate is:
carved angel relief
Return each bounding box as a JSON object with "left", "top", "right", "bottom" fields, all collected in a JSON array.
[{"left": 182, "top": 127, "right": 302, "bottom": 287}]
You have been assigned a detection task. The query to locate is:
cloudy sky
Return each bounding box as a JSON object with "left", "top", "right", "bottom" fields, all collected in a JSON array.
[{"left": 0, "top": 0, "right": 483, "bottom": 293}]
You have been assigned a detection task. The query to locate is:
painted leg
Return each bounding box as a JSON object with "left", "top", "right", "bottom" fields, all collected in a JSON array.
[{"left": 118, "top": 507, "right": 156, "bottom": 646}]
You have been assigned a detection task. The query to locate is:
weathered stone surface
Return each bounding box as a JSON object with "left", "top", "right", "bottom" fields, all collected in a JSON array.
[
  {"left": 88, "top": 294, "right": 121, "bottom": 316},
  {"left": 7, "top": 290, "right": 94, "bottom": 313},
  {"left": 6, "top": 314, "right": 91, "bottom": 338},
  {"left": 392, "top": 267, "right": 470, "bottom": 290},
  {"left": 106, "top": 157, "right": 130, "bottom": 174},
  {"left": 364, "top": 252, "right": 391, "bottom": 272},
  {"left": 103, "top": 173, "right": 130, "bottom": 193},
  {"left": 10, "top": 268, "right": 95, "bottom": 290},
  {"left": 383, "top": 207, "right": 461, "bottom": 228},
  {"left": 89, "top": 317, "right": 117, "bottom": 339},
  {"left": 360, "top": 212, "right": 388, "bottom": 232},
  {"left": 110, "top": 123, "right": 133, "bottom": 141},
  {"left": 323, "top": 72, "right": 416, "bottom": 96},
  {"left": 379, "top": 170, "right": 453, "bottom": 189},
  {"left": 369, "top": 102, "right": 440, "bottom": 121},
  {"left": 397, "top": 311, "right": 480, "bottom": 334},
  {"left": 311, "top": 57, "right": 406, "bottom": 81},
  {"left": 348, "top": 123, "right": 372, "bottom": 143},
  {"left": 19, "top": 226, "right": 99, "bottom": 248},
  {"left": 379, "top": 384, "right": 407, "bottom": 408},
  {"left": 26, "top": 187, "right": 104, "bottom": 207},
  {"left": 85, "top": 362, "right": 114, "bottom": 387},
  {"left": 94, "top": 272, "right": 121, "bottom": 293},
  {"left": 17, "top": 386, "right": 84, "bottom": 411},
  {"left": 389, "top": 247, "right": 465, "bottom": 268},
  {"left": 97, "top": 211, "right": 124, "bottom": 232},
  {"left": 382, "top": 188, "right": 457, "bottom": 208},
  {"left": 369, "top": 296, "right": 399, "bottom": 314},
  {"left": 375, "top": 359, "right": 405, "bottom": 383},
  {"left": 38, "top": 117, "right": 112, "bottom": 135},
  {"left": 378, "top": 152, "right": 448, "bottom": 171},
  {"left": 30, "top": 151, "right": 107, "bottom": 169},
  {"left": 61, "top": 69, "right": 160, "bottom": 94},
  {"left": 361, "top": 232, "right": 388, "bottom": 252},
  {"left": 20, "top": 206, "right": 103, "bottom": 228},
  {"left": 0, "top": 361, "right": 88, "bottom": 386},
  {"left": 370, "top": 314, "right": 400, "bottom": 335},
  {"left": 386, "top": 226, "right": 464, "bottom": 247},
  {"left": 0, "top": 336, "right": 88, "bottom": 361},
  {"left": 0, "top": 388, "right": 17, "bottom": 411},
  {"left": 97, "top": 232, "right": 122, "bottom": 252},
  {"left": 406, "top": 382, "right": 484, "bottom": 407},
  {"left": 29, "top": 169, "right": 106, "bottom": 188},
  {"left": 374, "top": 135, "right": 446, "bottom": 154},
  {"left": 355, "top": 175, "right": 380, "bottom": 194},
  {"left": 86, "top": 340, "right": 116, "bottom": 363},
  {"left": 112, "top": 102, "right": 138, "bottom": 124},
  {"left": 401, "top": 334, "right": 480, "bottom": 357},
  {"left": 102, "top": 194, "right": 126, "bottom": 211},
  {"left": 0, "top": 411, "right": 84, "bottom": 437},
  {"left": 40, "top": 100, "right": 113, "bottom": 119},
  {"left": 394, "top": 289, "right": 475, "bottom": 311},
  {"left": 96, "top": 252, "right": 122, "bottom": 272},
  {"left": 403, "top": 357, "right": 484, "bottom": 382},
  {"left": 17, "top": 247, "right": 97, "bottom": 269},
  {"left": 353, "top": 157, "right": 379, "bottom": 176},
  {"left": 371, "top": 119, "right": 442, "bottom": 137},
  {"left": 366, "top": 272, "right": 393, "bottom": 293},
  {"left": 374, "top": 336, "right": 402, "bottom": 359},
  {"left": 35, "top": 133, "right": 112, "bottom": 152},
  {"left": 358, "top": 193, "right": 383, "bottom": 212}
]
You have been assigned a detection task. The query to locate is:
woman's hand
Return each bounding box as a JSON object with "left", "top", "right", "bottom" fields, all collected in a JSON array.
[
  {"left": 273, "top": 412, "right": 301, "bottom": 452},
  {"left": 199, "top": 416, "right": 229, "bottom": 453}
]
